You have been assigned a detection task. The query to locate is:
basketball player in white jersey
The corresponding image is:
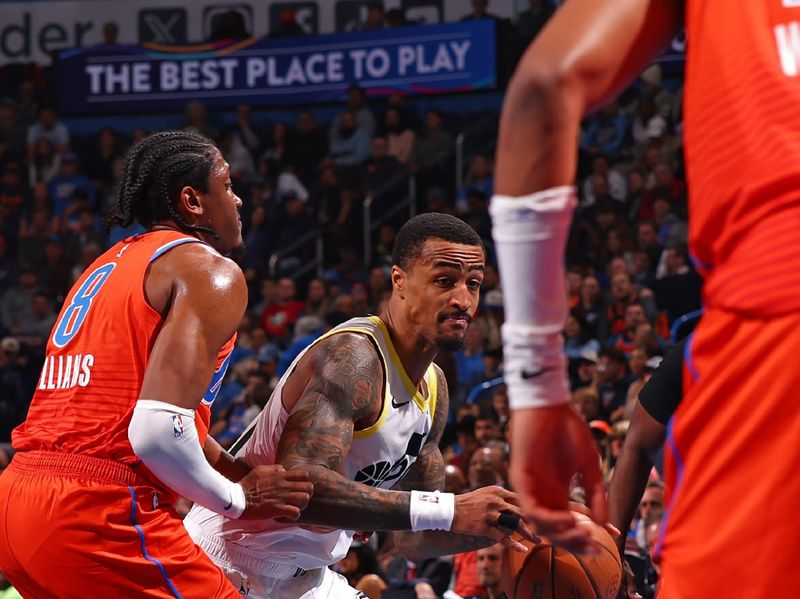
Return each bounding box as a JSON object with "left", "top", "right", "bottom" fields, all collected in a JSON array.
[{"left": 186, "top": 213, "right": 533, "bottom": 598}]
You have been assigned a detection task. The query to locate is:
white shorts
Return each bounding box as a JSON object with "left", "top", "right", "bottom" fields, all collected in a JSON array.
[{"left": 228, "top": 565, "right": 366, "bottom": 599}]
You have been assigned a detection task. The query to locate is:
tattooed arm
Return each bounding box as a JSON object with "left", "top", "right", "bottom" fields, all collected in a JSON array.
[
  {"left": 393, "top": 365, "right": 527, "bottom": 560},
  {"left": 276, "top": 334, "right": 528, "bottom": 546},
  {"left": 274, "top": 332, "right": 413, "bottom": 531}
]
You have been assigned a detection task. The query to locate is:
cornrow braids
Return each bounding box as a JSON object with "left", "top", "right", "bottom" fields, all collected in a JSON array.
[{"left": 105, "top": 130, "right": 219, "bottom": 237}]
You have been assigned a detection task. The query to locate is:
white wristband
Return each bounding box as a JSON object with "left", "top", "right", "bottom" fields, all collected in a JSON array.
[
  {"left": 409, "top": 490, "right": 455, "bottom": 532},
  {"left": 491, "top": 188, "right": 576, "bottom": 410}
]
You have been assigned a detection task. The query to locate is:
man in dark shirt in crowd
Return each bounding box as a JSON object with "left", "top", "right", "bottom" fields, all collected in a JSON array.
[{"left": 597, "top": 347, "right": 632, "bottom": 421}]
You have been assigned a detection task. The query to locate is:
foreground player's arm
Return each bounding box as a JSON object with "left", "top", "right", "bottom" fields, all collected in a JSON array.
[
  {"left": 491, "top": 0, "right": 682, "bottom": 550},
  {"left": 393, "top": 367, "right": 532, "bottom": 561},
  {"left": 276, "top": 334, "right": 525, "bottom": 543},
  {"left": 129, "top": 245, "right": 311, "bottom": 520}
]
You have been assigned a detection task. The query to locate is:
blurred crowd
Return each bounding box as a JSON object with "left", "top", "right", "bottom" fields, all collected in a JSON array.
[{"left": 0, "top": 2, "right": 696, "bottom": 597}]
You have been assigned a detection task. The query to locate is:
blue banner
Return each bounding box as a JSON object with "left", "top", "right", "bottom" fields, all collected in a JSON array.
[{"left": 56, "top": 20, "right": 496, "bottom": 115}]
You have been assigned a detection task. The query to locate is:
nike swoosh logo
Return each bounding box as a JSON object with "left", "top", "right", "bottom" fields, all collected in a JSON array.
[
  {"left": 392, "top": 398, "right": 410, "bottom": 408},
  {"left": 223, "top": 499, "right": 233, "bottom": 510},
  {"left": 521, "top": 368, "right": 551, "bottom": 380}
]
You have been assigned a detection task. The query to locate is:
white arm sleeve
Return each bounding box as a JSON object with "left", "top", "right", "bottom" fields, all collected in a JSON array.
[
  {"left": 128, "top": 400, "right": 246, "bottom": 518},
  {"left": 490, "top": 187, "right": 577, "bottom": 410}
]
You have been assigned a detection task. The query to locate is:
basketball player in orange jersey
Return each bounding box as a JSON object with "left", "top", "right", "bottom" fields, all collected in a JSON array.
[
  {"left": 0, "top": 130, "right": 313, "bottom": 598},
  {"left": 491, "top": 0, "right": 800, "bottom": 595}
]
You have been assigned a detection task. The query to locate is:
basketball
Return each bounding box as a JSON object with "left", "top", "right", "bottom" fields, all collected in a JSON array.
[{"left": 501, "top": 511, "right": 622, "bottom": 599}]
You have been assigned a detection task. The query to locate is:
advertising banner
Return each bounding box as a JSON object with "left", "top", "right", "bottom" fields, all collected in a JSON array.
[{"left": 56, "top": 20, "right": 496, "bottom": 114}]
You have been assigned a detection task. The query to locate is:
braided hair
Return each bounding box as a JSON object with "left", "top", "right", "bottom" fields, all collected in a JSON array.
[{"left": 105, "top": 130, "right": 220, "bottom": 237}]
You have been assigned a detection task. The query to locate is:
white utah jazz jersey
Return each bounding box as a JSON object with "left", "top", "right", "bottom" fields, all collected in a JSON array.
[{"left": 185, "top": 316, "right": 438, "bottom": 575}]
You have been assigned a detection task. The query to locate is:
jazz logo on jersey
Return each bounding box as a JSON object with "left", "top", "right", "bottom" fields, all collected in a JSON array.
[{"left": 173, "top": 415, "right": 184, "bottom": 438}]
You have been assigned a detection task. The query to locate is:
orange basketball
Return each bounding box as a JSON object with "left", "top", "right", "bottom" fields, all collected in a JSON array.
[{"left": 501, "top": 511, "right": 622, "bottom": 599}]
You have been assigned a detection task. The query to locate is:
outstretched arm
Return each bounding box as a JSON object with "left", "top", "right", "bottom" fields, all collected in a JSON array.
[
  {"left": 492, "top": 0, "right": 682, "bottom": 551},
  {"left": 393, "top": 366, "right": 530, "bottom": 561}
]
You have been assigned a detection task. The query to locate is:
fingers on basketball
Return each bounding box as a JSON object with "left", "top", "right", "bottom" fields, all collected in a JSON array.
[{"left": 501, "top": 511, "right": 622, "bottom": 599}]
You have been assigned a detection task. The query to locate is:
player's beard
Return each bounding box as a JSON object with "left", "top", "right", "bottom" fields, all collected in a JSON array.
[{"left": 435, "top": 332, "right": 467, "bottom": 352}]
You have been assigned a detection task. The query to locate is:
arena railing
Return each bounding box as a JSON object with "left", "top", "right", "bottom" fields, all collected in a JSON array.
[
  {"left": 362, "top": 171, "right": 417, "bottom": 268},
  {"left": 267, "top": 228, "right": 324, "bottom": 280}
]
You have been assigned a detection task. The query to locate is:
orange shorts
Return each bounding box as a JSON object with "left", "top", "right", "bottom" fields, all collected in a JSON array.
[
  {"left": 657, "top": 308, "right": 800, "bottom": 597},
  {"left": 0, "top": 451, "right": 241, "bottom": 599}
]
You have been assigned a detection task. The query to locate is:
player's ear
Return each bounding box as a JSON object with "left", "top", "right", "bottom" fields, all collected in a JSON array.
[
  {"left": 177, "top": 185, "right": 203, "bottom": 219},
  {"left": 391, "top": 265, "right": 406, "bottom": 298}
]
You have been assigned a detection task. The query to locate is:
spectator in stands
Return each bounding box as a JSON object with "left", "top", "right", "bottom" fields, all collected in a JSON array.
[
  {"left": 0, "top": 237, "right": 17, "bottom": 293},
  {"left": 302, "top": 278, "right": 332, "bottom": 318},
  {"left": 0, "top": 336, "right": 26, "bottom": 440},
  {"left": 16, "top": 291, "right": 56, "bottom": 352},
  {"left": 490, "top": 384, "right": 510, "bottom": 430},
  {"left": 383, "top": 107, "right": 415, "bottom": 165},
  {"left": 626, "top": 167, "right": 647, "bottom": 221},
  {"left": 38, "top": 236, "right": 71, "bottom": 302},
  {"left": 228, "top": 105, "right": 263, "bottom": 162},
  {"left": 652, "top": 194, "right": 687, "bottom": 248},
  {"left": 329, "top": 110, "right": 371, "bottom": 167},
  {"left": 241, "top": 205, "right": 273, "bottom": 284},
  {"left": 261, "top": 122, "right": 290, "bottom": 166},
  {"left": 68, "top": 242, "right": 101, "bottom": 285},
  {"left": 574, "top": 275, "right": 609, "bottom": 342},
  {"left": 410, "top": 109, "right": 454, "bottom": 190},
  {"left": 582, "top": 155, "right": 626, "bottom": 206},
  {"left": 218, "top": 130, "right": 255, "bottom": 181},
  {"left": 474, "top": 414, "right": 501, "bottom": 448},
  {"left": 638, "top": 64, "right": 675, "bottom": 121},
  {"left": 572, "top": 386, "right": 601, "bottom": 423},
  {"left": 358, "top": 2, "right": 386, "bottom": 30},
  {"left": 468, "top": 445, "right": 507, "bottom": 490},
  {"left": 28, "top": 137, "right": 60, "bottom": 186},
  {"left": 622, "top": 346, "right": 650, "bottom": 419},
  {"left": 25, "top": 105, "right": 69, "bottom": 160},
  {"left": 287, "top": 111, "right": 328, "bottom": 185},
  {"left": 631, "top": 96, "right": 667, "bottom": 149},
  {"left": 331, "top": 85, "right": 376, "bottom": 137},
  {"left": 635, "top": 482, "right": 665, "bottom": 552},
  {"left": 83, "top": 127, "right": 122, "bottom": 192},
  {"left": 47, "top": 153, "right": 95, "bottom": 219},
  {"left": 651, "top": 243, "right": 703, "bottom": 324},
  {"left": 270, "top": 9, "right": 306, "bottom": 37},
  {"left": 0, "top": 161, "right": 29, "bottom": 247},
  {"left": 363, "top": 137, "right": 406, "bottom": 204},
  {"left": 474, "top": 544, "right": 506, "bottom": 599},
  {"left": 260, "top": 276, "right": 305, "bottom": 343},
  {"left": 631, "top": 248, "right": 656, "bottom": 289},
  {"left": 581, "top": 101, "right": 629, "bottom": 161},
  {"left": 16, "top": 81, "right": 38, "bottom": 128},
  {"left": 461, "top": 0, "right": 500, "bottom": 20},
  {"left": 637, "top": 220, "right": 663, "bottom": 269},
  {"left": 597, "top": 348, "right": 632, "bottom": 422},
  {"left": 564, "top": 313, "right": 600, "bottom": 360},
  {"left": 17, "top": 209, "right": 53, "bottom": 269},
  {"left": 0, "top": 101, "right": 26, "bottom": 161},
  {"left": 182, "top": 100, "right": 219, "bottom": 140},
  {"left": 273, "top": 191, "right": 316, "bottom": 274},
  {"left": 639, "top": 162, "right": 686, "bottom": 220},
  {"left": 458, "top": 154, "right": 494, "bottom": 212},
  {"left": 460, "top": 189, "right": 491, "bottom": 241},
  {"left": 611, "top": 302, "right": 648, "bottom": 357},
  {"left": 607, "top": 272, "right": 656, "bottom": 336}
]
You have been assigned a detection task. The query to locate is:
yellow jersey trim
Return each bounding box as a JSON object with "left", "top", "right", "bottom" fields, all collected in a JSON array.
[{"left": 367, "top": 316, "right": 433, "bottom": 414}]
